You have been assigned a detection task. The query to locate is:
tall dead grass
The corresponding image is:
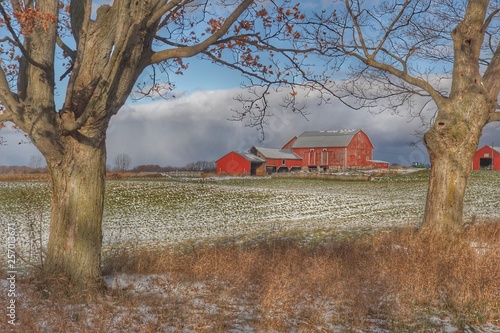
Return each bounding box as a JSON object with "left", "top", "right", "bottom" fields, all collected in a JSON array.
[
  {"left": 3, "top": 222, "right": 499, "bottom": 332},
  {"left": 101, "top": 222, "right": 500, "bottom": 331}
]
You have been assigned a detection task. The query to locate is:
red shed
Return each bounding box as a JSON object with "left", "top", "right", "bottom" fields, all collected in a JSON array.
[
  {"left": 216, "top": 151, "right": 265, "bottom": 175},
  {"left": 472, "top": 145, "right": 500, "bottom": 170},
  {"left": 368, "top": 160, "right": 390, "bottom": 169},
  {"left": 283, "top": 129, "right": 377, "bottom": 171}
]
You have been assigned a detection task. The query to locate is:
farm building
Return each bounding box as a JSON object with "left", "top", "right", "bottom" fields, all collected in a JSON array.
[
  {"left": 216, "top": 151, "right": 265, "bottom": 175},
  {"left": 282, "top": 129, "right": 387, "bottom": 171},
  {"left": 249, "top": 146, "right": 303, "bottom": 174},
  {"left": 216, "top": 129, "right": 388, "bottom": 175},
  {"left": 472, "top": 145, "right": 500, "bottom": 170}
]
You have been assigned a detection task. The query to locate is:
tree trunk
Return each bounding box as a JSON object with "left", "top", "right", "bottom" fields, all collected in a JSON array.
[
  {"left": 422, "top": 100, "right": 487, "bottom": 232},
  {"left": 43, "top": 137, "right": 107, "bottom": 291},
  {"left": 422, "top": 149, "right": 471, "bottom": 231}
]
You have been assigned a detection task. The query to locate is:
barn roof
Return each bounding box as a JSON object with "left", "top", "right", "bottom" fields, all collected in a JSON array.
[
  {"left": 291, "top": 129, "right": 361, "bottom": 148},
  {"left": 483, "top": 145, "right": 500, "bottom": 153},
  {"left": 252, "top": 146, "right": 302, "bottom": 160},
  {"left": 234, "top": 151, "right": 265, "bottom": 163}
]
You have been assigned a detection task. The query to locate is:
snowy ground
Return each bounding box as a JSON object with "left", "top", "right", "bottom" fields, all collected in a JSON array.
[{"left": 1, "top": 170, "right": 500, "bottom": 261}]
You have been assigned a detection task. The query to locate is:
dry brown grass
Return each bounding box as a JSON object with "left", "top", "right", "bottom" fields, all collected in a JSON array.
[
  {"left": 2, "top": 222, "right": 499, "bottom": 332},
  {"left": 0, "top": 173, "right": 49, "bottom": 182},
  {"left": 0, "top": 171, "right": 162, "bottom": 182}
]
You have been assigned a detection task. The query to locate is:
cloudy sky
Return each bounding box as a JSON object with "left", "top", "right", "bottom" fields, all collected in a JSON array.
[
  {"left": 1, "top": 0, "right": 500, "bottom": 168},
  {"left": 2, "top": 80, "right": 500, "bottom": 168},
  {"left": 2, "top": 69, "right": 500, "bottom": 169}
]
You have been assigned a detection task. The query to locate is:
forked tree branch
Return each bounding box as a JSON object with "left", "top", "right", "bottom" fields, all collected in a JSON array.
[{"left": 149, "top": 0, "right": 254, "bottom": 64}]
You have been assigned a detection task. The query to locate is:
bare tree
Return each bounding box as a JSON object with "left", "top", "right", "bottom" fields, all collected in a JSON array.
[
  {"left": 0, "top": 0, "right": 324, "bottom": 290},
  {"left": 308, "top": 0, "right": 500, "bottom": 232},
  {"left": 184, "top": 160, "right": 216, "bottom": 171},
  {"left": 29, "top": 155, "right": 43, "bottom": 169},
  {"left": 114, "top": 153, "right": 131, "bottom": 172}
]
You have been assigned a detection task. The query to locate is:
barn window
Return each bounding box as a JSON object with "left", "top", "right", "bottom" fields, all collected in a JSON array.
[
  {"left": 309, "top": 149, "right": 315, "bottom": 165},
  {"left": 321, "top": 149, "right": 328, "bottom": 165},
  {"left": 282, "top": 159, "right": 286, "bottom": 165},
  {"left": 484, "top": 153, "right": 490, "bottom": 157}
]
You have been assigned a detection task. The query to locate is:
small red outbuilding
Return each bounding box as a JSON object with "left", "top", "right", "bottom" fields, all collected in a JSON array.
[
  {"left": 216, "top": 151, "right": 265, "bottom": 175},
  {"left": 472, "top": 145, "right": 500, "bottom": 170}
]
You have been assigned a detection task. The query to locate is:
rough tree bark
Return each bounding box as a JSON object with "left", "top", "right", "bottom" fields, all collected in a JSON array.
[{"left": 45, "top": 139, "right": 107, "bottom": 289}]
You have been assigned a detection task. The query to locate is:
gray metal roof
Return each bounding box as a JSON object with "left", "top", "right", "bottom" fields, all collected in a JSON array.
[
  {"left": 252, "top": 146, "right": 302, "bottom": 160},
  {"left": 234, "top": 151, "right": 265, "bottom": 163},
  {"left": 292, "top": 129, "right": 361, "bottom": 148}
]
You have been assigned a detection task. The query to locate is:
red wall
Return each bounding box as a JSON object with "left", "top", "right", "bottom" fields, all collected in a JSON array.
[
  {"left": 370, "top": 161, "right": 389, "bottom": 169},
  {"left": 216, "top": 152, "right": 252, "bottom": 174},
  {"left": 346, "top": 131, "right": 374, "bottom": 167},
  {"left": 472, "top": 146, "right": 500, "bottom": 170},
  {"left": 291, "top": 147, "right": 346, "bottom": 167},
  {"left": 264, "top": 158, "right": 303, "bottom": 171}
]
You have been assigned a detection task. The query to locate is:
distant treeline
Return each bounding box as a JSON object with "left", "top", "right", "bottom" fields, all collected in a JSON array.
[
  {"left": 131, "top": 160, "right": 216, "bottom": 173},
  {"left": 0, "top": 160, "right": 216, "bottom": 174},
  {"left": 0, "top": 165, "right": 48, "bottom": 174}
]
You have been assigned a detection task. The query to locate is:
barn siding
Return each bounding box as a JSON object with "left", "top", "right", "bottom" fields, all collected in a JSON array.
[
  {"left": 286, "top": 130, "right": 375, "bottom": 170},
  {"left": 346, "top": 131, "right": 374, "bottom": 167},
  {"left": 216, "top": 152, "right": 252, "bottom": 175}
]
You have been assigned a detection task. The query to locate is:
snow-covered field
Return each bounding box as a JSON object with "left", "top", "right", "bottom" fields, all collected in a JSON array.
[{"left": 1, "top": 170, "right": 500, "bottom": 262}]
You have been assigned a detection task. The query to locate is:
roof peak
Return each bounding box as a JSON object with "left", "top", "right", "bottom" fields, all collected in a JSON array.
[{"left": 301, "top": 129, "right": 360, "bottom": 135}]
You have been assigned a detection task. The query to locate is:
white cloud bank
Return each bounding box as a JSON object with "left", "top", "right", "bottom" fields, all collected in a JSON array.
[{"left": 107, "top": 87, "right": 432, "bottom": 168}]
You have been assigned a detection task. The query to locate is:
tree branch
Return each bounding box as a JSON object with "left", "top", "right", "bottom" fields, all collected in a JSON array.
[
  {"left": 56, "top": 36, "right": 76, "bottom": 61},
  {"left": 483, "top": 34, "right": 500, "bottom": 102},
  {"left": 63, "top": 0, "right": 92, "bottom": 111},
  {"left": 0, "top": 109, "right": 13, "bottom": 123},
  {"left": 147, "top": 0, "right": 188, "bottom": 28},
  {"left": 0, "top": 66, "right": 21, "bottom": 117},
  {"left": 149, "top": 0, "right": 254, "bottom": 64},
  {"left": 0, "top": 2, "right": 50, "bottom": 71},
  {"left": 488, "top": 111, "right": 500, "bottom": 123}
]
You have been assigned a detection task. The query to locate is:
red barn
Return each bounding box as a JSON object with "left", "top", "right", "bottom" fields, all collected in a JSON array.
[
  {"left": 472, "top": 145, "right": 500, "bottom": 170},
  {"left": 282, "top": 129, "right": 380, "bottom": 171},
  {"left": 216, "top": 129, "right": 388, "bottom": 175},
  {"left": 249, "top": 146, "right": 303, "bottom": 174},
  {"left": 216, "top": 151, "right": 265, "bottom": 175}
]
